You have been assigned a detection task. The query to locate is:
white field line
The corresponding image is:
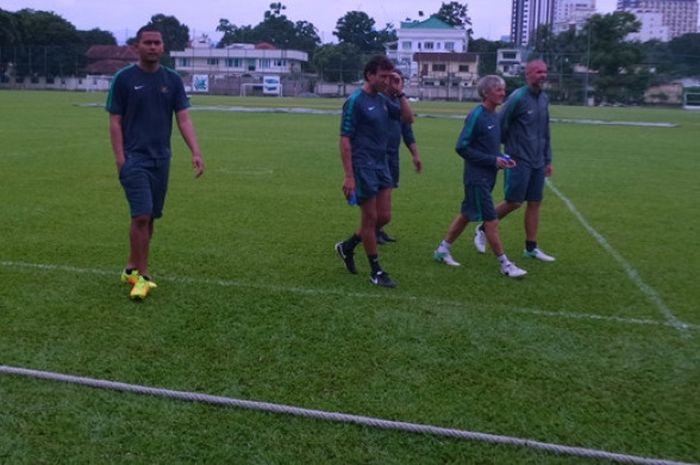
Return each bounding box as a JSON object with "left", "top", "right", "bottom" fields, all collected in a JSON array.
[
  {"left": 546, "top": 180, "right": 689, "bottom": 332},
  {"left": 2, "top": 260, "right": 697, "bottom": 332}
]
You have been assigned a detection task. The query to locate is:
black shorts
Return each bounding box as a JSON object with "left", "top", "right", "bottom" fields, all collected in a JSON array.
[
  {"left": 119, "top": 157, "right": 170, "bottom": 218},
  {"left": 461, "top": 183, "right": 497, "bottom": 222}
]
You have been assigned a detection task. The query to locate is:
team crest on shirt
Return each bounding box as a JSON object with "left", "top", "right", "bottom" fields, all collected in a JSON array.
[{"left": 161, "top": 86, "right": 169, "bottom": 93}]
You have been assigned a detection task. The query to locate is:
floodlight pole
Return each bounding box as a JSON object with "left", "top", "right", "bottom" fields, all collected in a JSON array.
[{"left": 583, "top": 25, "right": 591, "bottom": 107}]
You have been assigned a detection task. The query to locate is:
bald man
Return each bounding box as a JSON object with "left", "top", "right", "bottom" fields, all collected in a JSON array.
[{"left": 473, "top": 59, "right": 556, "bottom": 262}]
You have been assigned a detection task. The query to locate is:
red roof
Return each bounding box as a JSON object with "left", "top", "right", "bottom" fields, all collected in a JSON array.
[
  {"left": 413, "top": 52, "right": 479, "bottom": 63},
  {"left": 255, "top": 42, "right": 277, "bottom": 50},
  {"left": 86, "top": 45, "right": 138, "bottom": 61}
]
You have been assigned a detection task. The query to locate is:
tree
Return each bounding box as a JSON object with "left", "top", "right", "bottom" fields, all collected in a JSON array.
[
  {"left": 334, "top": 11, "right": 389, "bottom": 53},
  {"left": 312, "top": 43, "right": 362, "bottom": 82},
  {"left": 145, "top": 14, "right": 189, "bottom": 52},
  {"left": 12, "top": 9, "right": 81, "bottom": 77},
  {"left": 468, "top": 38, "right": 508, "bottom": 75},
  {"left": 433, "top": 2, "right": 472, "bottom": 37},
  {"left": 667, "top": 33, "right": 700, "bottom": 77},
  {"left": 583, "top": 12, "right": 647, "bottom": 103},
  {"left": 217, "top": 4, "right": 319, "bottom": 54},
  {"left": 78, "top": 28, "right": 116, "bottom": 47},
  {"left": 0, "top": 8, "right": 19, "bottom": 46}
]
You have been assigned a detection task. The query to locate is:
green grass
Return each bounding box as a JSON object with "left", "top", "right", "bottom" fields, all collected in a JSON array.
[{"left": 0, "top": 90, "right": 698, "bottom": 465}]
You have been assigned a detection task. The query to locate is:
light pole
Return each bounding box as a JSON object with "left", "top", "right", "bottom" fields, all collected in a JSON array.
[{"left": 583, "top": 24, "right": 591, "bottom": 106}]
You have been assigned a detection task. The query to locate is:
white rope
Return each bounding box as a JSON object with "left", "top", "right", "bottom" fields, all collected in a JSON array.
[{"left": 1, "top": 365, "right": 695, "bottom": 465}]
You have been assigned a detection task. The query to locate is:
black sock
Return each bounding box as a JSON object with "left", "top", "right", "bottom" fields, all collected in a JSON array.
[
  {"left": 125, "top": 268, "right": 135, "bottom": 274},
  {"left": 345, "top": 233, "right": 362, "bottom": 251},
  {"left": 368, "top": 255, "right": 382, "bottom": 274},
  {"left": 142, "top": 274, "right": 151, "bottom": 281},
  {"left": 478, "top": 223, "right": 486, "bottom": 232},
  {"left": 526, "top": 241, "right": 537, "bottom": 252}
]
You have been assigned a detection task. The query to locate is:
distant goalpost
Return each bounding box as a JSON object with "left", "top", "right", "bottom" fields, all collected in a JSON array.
[{"left": 683, "top": 88, "right": 700, "bottom": 110}]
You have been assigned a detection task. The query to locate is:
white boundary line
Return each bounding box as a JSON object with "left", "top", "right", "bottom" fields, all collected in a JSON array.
[
  {"left": 1, "top": 260, "right": 697, "bottom": 332},
  {"left": 546, "top": 180, "right": 689, "bottom": 332},
  {"left": 1, "top": 365, "right": 697, "bottom": 465}
]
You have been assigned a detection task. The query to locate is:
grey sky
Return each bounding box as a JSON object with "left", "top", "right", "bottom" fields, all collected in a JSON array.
[{"left": 3, "top": 0, "right": 618, "bottom": 43}]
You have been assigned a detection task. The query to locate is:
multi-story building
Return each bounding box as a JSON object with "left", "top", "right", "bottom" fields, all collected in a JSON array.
[
  {"left": 385, "top": 16, "right": 469, "bottom": 78},
  {"left": 511, "top": 0, "right": 557, "bottom": 46},
  {"left": 625, "top": 9, "right": 670, "bottom": 41},
  {"left": 552, "top": 0, "right": 597, "bottom": 34},
  {"left": 617, "top": 0, "right": 698, "bottom": 39},
  {"left": 171, "top": 36, "right": 307, "bottom": 77}
]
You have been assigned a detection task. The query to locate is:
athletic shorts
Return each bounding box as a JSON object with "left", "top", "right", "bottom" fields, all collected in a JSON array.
[
  {"left": 354, "top": 165, "right": 393, "bottom": 204},
  {"left": 387, "top": 152, "right": 400, "bottom": 189},
  {"left": 461, "top": 183, "right": 497, "bottom": 222},
  {"left": 503, "top": 162, "right": 545, "bottom": 203},
  {"left": 119, "top": 157, "right": 171, "bottom": 218}
]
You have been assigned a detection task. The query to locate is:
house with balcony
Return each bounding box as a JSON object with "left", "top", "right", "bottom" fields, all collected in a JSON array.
[
  {"left": 170, "top": 35, "right": 308, "bottom": 95},
  {"left": 386, "top": 16, "right": 469, "bottom": 78},
  {"left": 496, "top": 48, "right": 529, "bottom": 77}
]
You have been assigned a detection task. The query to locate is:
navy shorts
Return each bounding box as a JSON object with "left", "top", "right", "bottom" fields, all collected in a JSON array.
[
  {"left": 503, "top": 162, "right": 545, "bottom": 203},
  {"left": 354, "top": 165, "right": 393, "bottom": 204},
  {"left": 387, "top": 152, "right": 400, "bottom": 189},
  {"left": 119, "top": 157, "right": 171, "bottom": 218},
  {"left": 461, "top": 183, "right": 497, "bottom": 222}
]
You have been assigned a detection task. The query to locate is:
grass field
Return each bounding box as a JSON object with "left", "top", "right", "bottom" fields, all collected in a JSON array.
[{"left": 0, "top": 90, "right": 698, "bottom": 465}]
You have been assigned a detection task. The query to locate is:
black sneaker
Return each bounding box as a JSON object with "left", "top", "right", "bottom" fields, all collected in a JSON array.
[
  {"left": 370, "top": 270, "right": 397, "bottom": 288},
  {"left": 376, "top": 229, "right": 396, "bottom": 244},
  {"left": 335, "top": 242, "right": 357, "bottom": 274}
]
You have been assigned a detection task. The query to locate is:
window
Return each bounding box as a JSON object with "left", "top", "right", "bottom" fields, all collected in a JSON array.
[
  {"left": 402, "top": 41, "right": 412, "bottom": 50},
  {"left": 259, "top": 59, "right": 271, "bottom": 68},
  {"left": 179, "top": 58, "right": 190, "bottom": 66},
  {"left": 432, "top": 64, "right": 446, "bottom": 72},
  {"left": 226, "top": 58, "right": 241, "bottom": 68},
  {"left": 458, "top": 65, "right": 470, "bottom": 72},
  {"left": 436, "top": 43, "right": 441, "bottom": 50},
  {"left": 503, "top": 51, "right": 516, "bottom": 59},
  {"left": 206, "top": 58, "right": 219, "bottom": 66},
  {"left": 424, "top": 41, "right": 434, "bottom": 50},
  {"left": 274, "top": 59, "right": 287, "bottom": 67},
  {"left": 445, "top": 41, "right": 455, "bottom": 51}
]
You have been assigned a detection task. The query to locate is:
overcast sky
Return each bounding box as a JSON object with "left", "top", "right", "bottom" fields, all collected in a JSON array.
[{"left": 3, "top": 0, "right": 618, "bottom": 43}]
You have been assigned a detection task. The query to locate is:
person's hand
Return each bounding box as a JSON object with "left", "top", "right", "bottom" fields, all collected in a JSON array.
[
  {"left": 116, "top": 157, "right": 125, "bottom": 175},
  {"left": 545, "top": 163, "right": 553, "bottom": 177},
  {"left": 412, "top": 155, "right": 423, "bottom": 173},
  {"left": 342, "top": 175, "right": 356, "bottom": 200},
  {"left": 388, "top": 72, "right": 403, "bottom": 96},
  {"left": 496, "top": 156, "right": 516, "bottom": 169},
  {"left": 192, "top": 152, "right": 204, "bottom": 178}
]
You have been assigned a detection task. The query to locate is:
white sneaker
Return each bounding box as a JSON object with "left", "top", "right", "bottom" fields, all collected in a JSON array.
[
  {"left": 523, "top": 248, "right": 555, "bottom": 262},
  {"left": 473, "top": 225, "right": 486, "bottom": 254},
  {"left": 501, "top": 261, "right": 527, "bottom": 278},
  {"left": 434, "top": 250, "right": 461, "bottom": 267}
]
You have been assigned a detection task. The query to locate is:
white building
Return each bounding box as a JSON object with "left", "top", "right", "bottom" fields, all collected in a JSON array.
[
  {"left": 626, "top": 9, "right": 670, "bottom": 41},
  {"left": 496, "top": 48, "right": 529, "bottom": 76},
  {"left": 385, "top": 16, "right": 469, "bottom": 78},
  {"left": 553, "top": 0, "right": 597, "bottom": 34},
  {"left": 617, "top": 0, "right": 698, "bottom": 40},
  {"left": 170, "top": 36, "right": 308, "bottom": 77}
]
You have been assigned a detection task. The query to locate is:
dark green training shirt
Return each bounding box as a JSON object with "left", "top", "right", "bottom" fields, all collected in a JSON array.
[
  {"left": 106, "top": 64, "right": 190, "bottom": 159},
  {"left": 499, "top": 86, "right": 552, "bottom": 169}
]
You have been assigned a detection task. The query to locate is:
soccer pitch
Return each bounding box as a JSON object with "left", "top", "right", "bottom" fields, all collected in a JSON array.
[{"left": 0, "top": 91, "right": 698, "bottom": 465}]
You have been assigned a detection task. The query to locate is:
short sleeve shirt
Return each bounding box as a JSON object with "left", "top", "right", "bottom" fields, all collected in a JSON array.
[
  {"left": 340, "top": 89, "right": 399, "bottom": 169},
  {"left": 106, "top": 64, "right": 190, "bottom": 159}
]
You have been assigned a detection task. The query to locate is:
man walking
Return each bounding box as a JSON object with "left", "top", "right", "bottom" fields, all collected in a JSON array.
[
  {"left": 474, "top": 59, "right": 555, "bottom": 262},
  {"left": 334, "top": 55, "right": 413, "bottom": 288},
  {"left": 107, "top": 25, "right": 204, "bottom": 300}
]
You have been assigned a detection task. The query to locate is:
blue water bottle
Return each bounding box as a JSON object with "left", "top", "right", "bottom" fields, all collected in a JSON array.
[{"left": 347, "top": 191, "right": 357, "bottom": 206}]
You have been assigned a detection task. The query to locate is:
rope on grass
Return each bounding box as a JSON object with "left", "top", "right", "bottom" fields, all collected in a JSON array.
[{"left": 1, "top": 365, "right": 696, "bottom": 465}]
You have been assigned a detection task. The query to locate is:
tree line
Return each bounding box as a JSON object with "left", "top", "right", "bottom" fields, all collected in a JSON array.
[{"left": 1, "top": 3, "right": 698, "bottom": 104}]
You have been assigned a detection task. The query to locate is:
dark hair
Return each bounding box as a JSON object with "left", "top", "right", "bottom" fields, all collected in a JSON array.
[
  {"left": 363, "top": 55, "right": 394, "bottom": 81},
  {"left": 136, "top": 25, "right": 162, "bottom": 42}
]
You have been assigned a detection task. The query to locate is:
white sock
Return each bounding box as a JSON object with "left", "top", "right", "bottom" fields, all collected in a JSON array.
[
  {"left": 438, "top": 240, "right": 451, "bottom": 253},
  {"left": 497, "top": 254, "right": 509, "bottom": 265}
]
